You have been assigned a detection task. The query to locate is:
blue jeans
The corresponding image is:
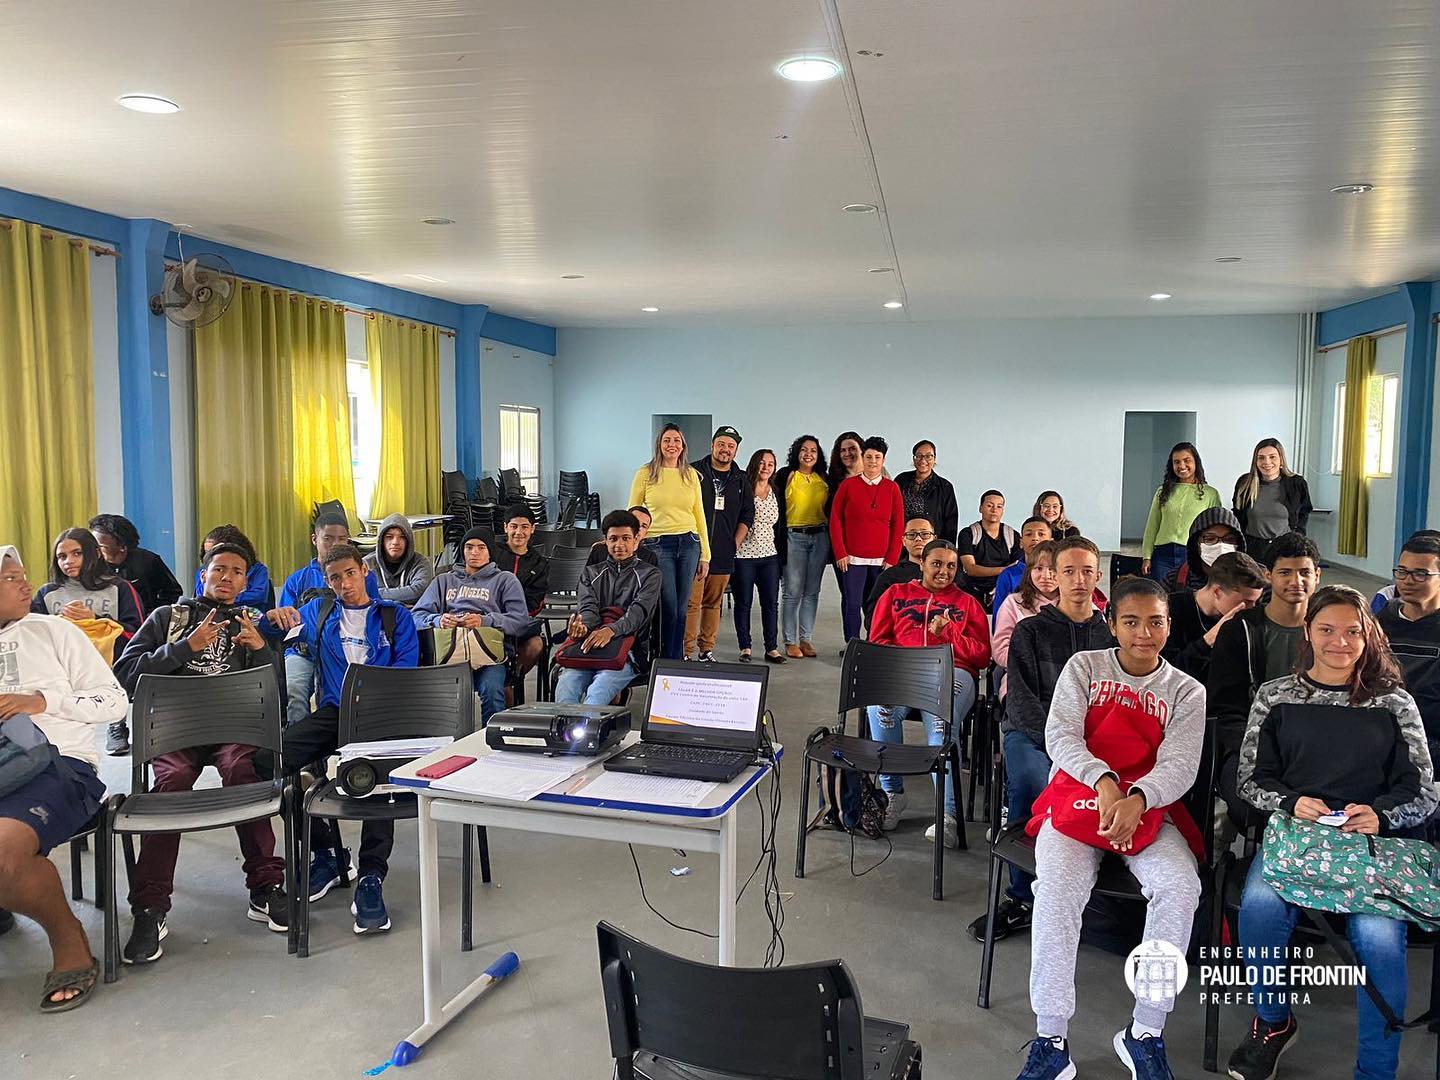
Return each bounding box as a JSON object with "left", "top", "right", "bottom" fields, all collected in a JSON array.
[
  {"left": 1240, "top": 853, "right": 1408, "bottom": 1080},
  {"left": 782, "top": 530, "right": 829, "bottom": 646},
  {"left": 474, "top": 665, "right": 508, "bottom": 727},
  {"left": 1148, "top": 542, "right": 1187, "bottom": 585},
  {"left": 284, "top": 651, "right": 316, "bottom": 727},
  {"left": 866, "top": 671, "right": 977, "bottom": 819},
  {"left": 732, "top": 555, "right": 781, "bottom": 652},
  {"left": 1003, "top": 730, "right": 1053, "bottom": 903},
  {"left": 644, "top": 534, "right": 700, "bottom": 660},
  {"left": 840, "top": 563, "right": 882, "bottom": 643},
  {"left": 555, "top": 661, "right": 637, "bottom": 706}
]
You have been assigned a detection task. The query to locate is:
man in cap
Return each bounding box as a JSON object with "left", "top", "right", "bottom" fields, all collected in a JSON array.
[{"left": 686, "top": 426, "right": 754, "bottom": 661}]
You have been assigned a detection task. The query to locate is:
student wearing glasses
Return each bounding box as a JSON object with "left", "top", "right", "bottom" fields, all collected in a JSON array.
[
  {"left": 1378, "top": 530, "right": 1440, "bottom": 760},
  {"left": 862, "top": 517, "right": 936, "bottom": 631},
  {"left": 894, "top": 440, "right": 959, "bottom": 544}
]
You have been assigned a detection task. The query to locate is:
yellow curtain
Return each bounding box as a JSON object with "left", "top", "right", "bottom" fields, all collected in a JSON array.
[
  {"left": 0, "top": 219, "right": 96, "bottom": 569},
  {"left": 367, "top": 314, "right": 441, "bottom": 533},
  {"left": 195, "top": 283, "right": 353, "bottom": 575},
  {"left": 1337, "top": 334, "right": 1375, "bottom": 557}
]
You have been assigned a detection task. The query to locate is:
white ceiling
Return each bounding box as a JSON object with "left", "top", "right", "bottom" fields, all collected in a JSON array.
[{"left": 2, "top": 0, "right": 1437, "bottom": 326}]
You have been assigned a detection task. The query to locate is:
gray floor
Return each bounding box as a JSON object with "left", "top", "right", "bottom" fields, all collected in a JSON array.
[{"left": 6, "top": 565, "right": 1430, "bottom": 1080}]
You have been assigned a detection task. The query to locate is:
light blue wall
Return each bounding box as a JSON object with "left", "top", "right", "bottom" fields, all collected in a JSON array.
[
  {"left": 554, "top": 315, "right": 1301, "bottom": 550},
  {"left": 480, "top": 339, "right": 557, "bottom": 509}
]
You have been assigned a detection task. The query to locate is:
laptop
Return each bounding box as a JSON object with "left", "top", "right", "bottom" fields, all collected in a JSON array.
[{"left": 603, "top": 659, "right": 769, "bottom": 783}]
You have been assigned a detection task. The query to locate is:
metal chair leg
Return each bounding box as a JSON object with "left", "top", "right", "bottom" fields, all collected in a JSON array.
[
  {"left": 70, "top": 839, "right": 83, "bottom": 901},
  {"left": 461, "top": 824, "right": 474, "bottom": 953},
  {"left": 478, "top": 826, "right": 492, "bottom": 884},
  {"left": 950, "top": 745, "right": 967, "bottom": 851},
  {"left": 101, "top": 805, "right": 119, "bottom": 984},
  {"left": 92, "top": 834, "right": 106, "bottom": 909},
  {"left": 794, "top": 756, "right": 812, "bottom": 880},
  {"left": 976, "top": 847, "right": 1005, "bottom": 1008},
  {"left": 282, "top": 787, "right": 298, "bottom": 957},
  {"left": 931, "top": 760, "right": 945, "bottom": 902},
  {"left": 298, "top": 809, "right": 312, "bottom": 959},
  {"left": 1204, "top": 857, "right": 1231, "bottom": 1072}
]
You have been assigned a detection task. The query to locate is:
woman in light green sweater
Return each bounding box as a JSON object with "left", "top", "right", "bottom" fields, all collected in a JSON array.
[{"left": 1139, "top": 442, "right": 1220, "bottom": 584}]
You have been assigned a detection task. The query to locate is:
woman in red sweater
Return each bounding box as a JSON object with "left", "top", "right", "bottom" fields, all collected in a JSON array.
[
  {"left": 867, "top": 539, "right": 992, "bottom": 846},
  {"left": 829, "top": 435, "right": 905, "bottom": 644}
]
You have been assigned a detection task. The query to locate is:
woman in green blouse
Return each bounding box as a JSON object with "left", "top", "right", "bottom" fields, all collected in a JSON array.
[{"left": 1139, "top": 441, "right": 1220, "bottom": 584}]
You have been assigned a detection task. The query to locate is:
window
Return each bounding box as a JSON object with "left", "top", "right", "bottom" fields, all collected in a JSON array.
[
  {"left": 347, "top": 358, "right": 380, "bottom": 518},
  {"left": 499, "top": 405, "right": 541, "bottom": 495},
  {"left": 1331, "top": 375, "right": 1399, "bottom": 478}
]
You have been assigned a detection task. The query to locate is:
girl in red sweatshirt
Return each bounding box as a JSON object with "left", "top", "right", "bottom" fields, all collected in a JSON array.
[{"left": 867, "top": 539, "right": 991, "bottom": 845}]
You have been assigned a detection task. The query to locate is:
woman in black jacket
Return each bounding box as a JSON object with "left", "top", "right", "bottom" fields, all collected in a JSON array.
[
  {"left": 1232, "top": 438, "right": 1312, "bottom": 565},
  {"left": 732, "top": 449, "right": 788, "bottom": 663}
]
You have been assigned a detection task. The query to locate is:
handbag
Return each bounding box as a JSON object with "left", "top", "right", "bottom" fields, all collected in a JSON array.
[
  {"left": 553, "top": 606, "right": 635, "bottom": 671},
  {"left": 1260, "top": 813, "right": 1440, "bottom": 932},
  {"left": 0, "top": 715, "right": 64, "bottom": 799},
  {"left": 440, "top": 625, "right": 507, "bottom": 669}
]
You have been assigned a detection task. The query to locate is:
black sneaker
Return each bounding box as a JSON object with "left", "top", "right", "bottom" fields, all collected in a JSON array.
[
  {"left": 967, "top": 896, "right": 1033, "bottom": 943},
  {"left": 246, "top": 884, "right": 290, "bottom": 933},
  {"left": 105, "top": 721, "right": 131, "bottom": 756},
  {"left": 123, "top": 908, "right": 167, "bottom": 964},
  {"left": 1226, "top": 1014, "right": 1298, "bottom": 1080},
  {"left": 697, "top": 651, "right": 717, "bottom": 663}
]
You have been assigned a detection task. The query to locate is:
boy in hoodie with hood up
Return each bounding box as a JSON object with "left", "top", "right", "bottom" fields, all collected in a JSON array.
[
  {"left": 412, "top": 528, "right": 531, "bottom": 725},
  {"left": 968, "top": 535, "right": 1114, "bottom": 944},
  {"left": 363, "top": 514, "right": 434, "bottom": 607},
  {"left": 1162, "top": 507, "right": 1247, "bottom": 593}
]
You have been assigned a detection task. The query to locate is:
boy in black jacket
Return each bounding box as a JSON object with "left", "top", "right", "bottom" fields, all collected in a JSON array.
[
  {"left": 1207, "top": 531, "right": 1320, "bottom": 826},
  {"left": 500, "top": 503, "right": 550, "bottom": 690},
  {"left": 686, "top": 426, "right": 754, "bottom": 661},
  {"left": 1379, "top": 530, "right": 1440, "bottom": 758},
  {"left": 1162, "top": 551, "right": 1266, "bottom": 683},
  {"left": 968, "top": 536, "right": 1114, "bottom": 942}
]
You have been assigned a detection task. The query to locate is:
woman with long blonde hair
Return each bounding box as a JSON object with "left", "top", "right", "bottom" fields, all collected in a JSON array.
[
  {"left": 1232, "top": 437, "right": 1312, "bottom": 565},
  {"left": 629, "top": 423, "right": 711, "bottom": 659}
]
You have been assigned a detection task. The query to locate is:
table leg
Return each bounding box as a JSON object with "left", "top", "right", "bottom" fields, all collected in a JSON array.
[
  {"left": 417, "top": 794, "right": 442, "bottom": 1024},
  {"left": 717, "top": 811, "right": 737, "bottom": 966}
]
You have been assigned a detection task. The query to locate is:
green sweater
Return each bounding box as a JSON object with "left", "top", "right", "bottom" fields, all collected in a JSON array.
[{"left": 1141, "top": 483, "right": 1221, "bottom": 555}]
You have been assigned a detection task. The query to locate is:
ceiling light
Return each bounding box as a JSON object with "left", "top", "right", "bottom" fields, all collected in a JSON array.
[
  {"left": 1329, "top": 183, "right": 1373, "bottom": 195},
  {"left": 1149, "top": 293, "right": 1172, "bottom": 301},
  {"left": 843, "top": 203, "right": 877, "bottom": 213},
  {"left": 406, "top": 273, "right": 446, "bottom": 284},
  {"left": 1213, "top": 256, "right": 1242, "bottom": 263},
  {"left": 117, "top": 93, "right": 181, "bottom": 114},
  {"left": 641, "top": 306, "right": 659, "bottom": 313},
  {"left": 561, "top": 274, "right": 585, "bottom": 280},
  {"left": 868, "top": 267, "right": 894, "bottom": 274},
  {"left": 421, "top": 217, "right": 454, "bottom": 226},
  {"left": 883, "top": 300, "right": 903, "bottom": 309},
  {"left": 777, "top": 57, "right": 841, "bottom": 82}
]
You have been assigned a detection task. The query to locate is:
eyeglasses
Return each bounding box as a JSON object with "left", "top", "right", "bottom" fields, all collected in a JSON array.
[
  {"left": 1393, "top": 567, "right": 1440, "bottom": 582},
  {"left": 904, "top": 531, "right": 936, "bottom": 540},
  {"left": 913, "top": 453, "right": 936, "bottom": 461}
]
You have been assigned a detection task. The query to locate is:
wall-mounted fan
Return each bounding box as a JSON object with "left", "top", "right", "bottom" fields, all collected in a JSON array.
[{"left": 149, "top": 251, "right": 235, "bottom": 328}]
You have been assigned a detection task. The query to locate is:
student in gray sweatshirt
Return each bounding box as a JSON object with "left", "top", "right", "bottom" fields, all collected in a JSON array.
[
  {"left": 363, "top": 513, "right": 434, "bottom": 606},
  {"left": 412, "top": 528, "right": 530, "bottom": 724},
  {"left": 1014, "top": 576, "right": 1206, "bottom": 1080}
]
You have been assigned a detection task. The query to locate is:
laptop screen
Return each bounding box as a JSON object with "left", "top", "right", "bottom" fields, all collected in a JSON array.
[{"left": 642, "top": 659, "right": 769, "bottom": 751}]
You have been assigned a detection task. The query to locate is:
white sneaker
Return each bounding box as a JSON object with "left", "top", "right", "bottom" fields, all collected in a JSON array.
[
  {"left": 881, "top": 791, "right": 907, "bottom": 831},
  {"left": 924, "top": 815, "right": 960, "bottom": 849}
]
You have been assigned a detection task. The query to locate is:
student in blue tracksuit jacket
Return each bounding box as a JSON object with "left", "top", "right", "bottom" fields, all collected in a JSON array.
[
  {"left": 262, "top": 512, "right": 378, "bottom": 726},
  {"left": 280, "top": 543, "right": 417, "bottom": 936},
  {"left": 192, "top": 525, "right": 274, "bottom": 610}
]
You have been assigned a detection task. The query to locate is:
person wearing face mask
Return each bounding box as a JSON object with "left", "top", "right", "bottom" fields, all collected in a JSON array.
[
  {"left": 1163, "top": 507, "right": 1248, "bottom": 592},
  {"left": 1232, "top": 438, "right": 1312, "bottom": 566}
]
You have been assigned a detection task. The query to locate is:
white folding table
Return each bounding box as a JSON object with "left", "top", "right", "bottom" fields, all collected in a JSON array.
[{"left": 388, "top": 731, "right": 781, "bottom": 1051}]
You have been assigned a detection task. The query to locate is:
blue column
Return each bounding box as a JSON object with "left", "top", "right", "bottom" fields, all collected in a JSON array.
[
  {"left": 114, "top": 218, "right": 177, "bottom": 564},
  {"left": 456, "top": 304, "right": 488, "bottom": 478},
  {"left": 1396, "top": 282, "right": 1436, "bottom": 550}
]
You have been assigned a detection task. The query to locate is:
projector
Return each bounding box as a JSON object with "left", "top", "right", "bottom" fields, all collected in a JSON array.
[
  {"left": 335, "top": 756, "right": 412, "bottom": 798},
  {"left": 486, "top": 704, "right": 630, "bottom": 756}
]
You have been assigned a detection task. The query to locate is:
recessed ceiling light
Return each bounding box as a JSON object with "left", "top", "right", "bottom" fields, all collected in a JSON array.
[
  {"left": 421, "top": 217, "right": 455, "bottom": 226},
  {"left": 868, "top": 267, "right": 894, "bottom": 274},
  {"left": 843, "top": 203, "right": 878, "bottom": 213},
  {"left": 1213, "top": 256, "right": 1242, "bottom": 263},
  {"left": 777, "top": 57, "right": 841, "bottom": 82},
  {"left": 561, "top": 274, "right": 585, "bottom": 280},
  {"left": 1330, "top": 183, "right": 1373, "bottom": 195},
  {"left": 1149, "top": 292, "right": 1172, "bottom": 301},
  {"left": 405, "top": 273, "right": 446, "bottom": 284},
  {"left": 640, "top": 306, "right": 660, "bottom": 313},
  {"left": 117, "top": 93, "right": 181, "bottom": 114},
  {"left": 883, "top": 300, "right": 904, "bottom": 309}
]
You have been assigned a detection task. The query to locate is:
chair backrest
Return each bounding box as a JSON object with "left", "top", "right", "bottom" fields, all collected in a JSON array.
[
  {"left": 498, "top": 468, "right": 525, "bottom": 501},
  {"left": 475, "top": 475, "right": 500, "bottom": 504},
  {"left": 573, "top": 526, "right": 605, "bottom": 548},
  {"left": 837, "top": 640, "right": 953, "bottom": 731},
  {"left": 336, "top": 663, "right": 476, "bottom": 744},
  {"left": 441, "top": 470, "right": 470, "bottom": 504},
  {"left": 524, "top": 491, "right": 549, "bottom": 525},
  {"left": 558, "top": 469, "right": 590, "bottom": 498},
  {"left": 545, "top": 548, "right": 592, "bottom": 601},
  {"left": 556, "top": 494, "right": 582, "bottom": 528},
  {"left": 311, "top": 498, "right": 347, "bottom": 530},
  {"left": 597, "top": 921, "right": 869, "bottom": 1080},
  {"left": 131, "top": 667, "right": 284, "bottom": 790}
]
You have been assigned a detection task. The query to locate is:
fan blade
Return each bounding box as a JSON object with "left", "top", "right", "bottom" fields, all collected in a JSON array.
[
  {"left": 178, "top": 293, "right": 208, "bottom": 321},
  {"left": 210, "top": 276, "right": 233, "bottom": 299},
  {"left": 181, "top": 258, "right": 200, "bottom": 294}
]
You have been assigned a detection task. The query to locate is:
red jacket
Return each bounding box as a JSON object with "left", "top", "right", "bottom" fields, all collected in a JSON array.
[
  {"left": 829, "top": 475, "right": 905, "bottom": 564},
  {"left": 869, "top": 579, "right": 992, "bottom": 676}
]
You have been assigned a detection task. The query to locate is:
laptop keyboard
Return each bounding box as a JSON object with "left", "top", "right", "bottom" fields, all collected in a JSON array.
[{"left": 634, "top": 744, "right": 752, "bottom": 766}]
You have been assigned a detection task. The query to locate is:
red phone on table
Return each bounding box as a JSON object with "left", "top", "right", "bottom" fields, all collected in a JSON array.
[{"left": 416, "top": 755, "right": 477, "bottom": 779}]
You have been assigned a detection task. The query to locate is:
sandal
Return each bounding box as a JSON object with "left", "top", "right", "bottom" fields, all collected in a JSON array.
[
  {"left": 737, "top": 650, "right": 752, "bottom": 662},
  {"left": 40, "top": 957, "right": 99, "bottom": 1014}
]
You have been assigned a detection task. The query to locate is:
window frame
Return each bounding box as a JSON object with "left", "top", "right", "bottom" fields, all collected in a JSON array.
[
  {"left": 498, "top": 403, "right": 542, "bottom": 496},
  {"left": 1330, "top": 374, "right": 1399, "bottom": 479}
]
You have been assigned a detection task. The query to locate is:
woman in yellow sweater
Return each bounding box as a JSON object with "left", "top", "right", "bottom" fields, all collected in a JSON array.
[
  {"left": 1139, "top": 441, "right": 1221, "bottom": 584},
  {"left": 629, "top": 424, "right": 711, "bottom": 659}
]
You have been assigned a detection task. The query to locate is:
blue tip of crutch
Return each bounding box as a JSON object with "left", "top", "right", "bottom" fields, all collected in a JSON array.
[
  {"left": 485, "top": 951, "right": 520, "bottom": 980},
  {"left": 389, "top": 1040, "right": 422, "bottom": 1068}
]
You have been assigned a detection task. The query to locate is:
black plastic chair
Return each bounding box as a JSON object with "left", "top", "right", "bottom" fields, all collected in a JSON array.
[
  {"left": 573, "top": 527, "right": 605, "bottom": 549},
  {"left": 524, "top": 491, "right": 548, "bottom": 525},
  {"left": 311, "top": 498, "right": 348, "bottom": 529},
  {"left": 66, "top": 818, "right": 105, "bottom": 908},
  {"left": 795, "top": 640, "right": 966, "bottom": 901},
  {"left": 497, "top": 468, "right": 525, "bottom": 504},
  {"left": 975, "top": 708, "right": 1219, "bottom": 1009},
  {"left": 294, "top": 663, "right": 490, "bottom": 958},
  {"left": 559, "top": 470, "right": 601, "bottom": 528},
  {"left": 597, "top": 920, "right": 921, "bottom": 1080},
  {"left": 556, "top": 494, "right": 582, "bottom": 529},
  {"left": 102, "top": 666, "right": 294, "bottom": 982}
]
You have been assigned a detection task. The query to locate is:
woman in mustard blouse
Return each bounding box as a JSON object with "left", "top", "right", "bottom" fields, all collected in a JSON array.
[
  {"left": 772, "top": 435, "right": 829, "bottom": 658},
  {"left": 629, "top": 423, "right": 711, "bottom": 659}
]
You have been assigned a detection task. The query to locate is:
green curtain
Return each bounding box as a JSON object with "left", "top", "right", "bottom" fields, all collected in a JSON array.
[
  {"left": 367, "top": 314, "right": 441, "bottom": 534},
  {"left": 194, "top": 283, "right": 353, "bottom": 576},
  {"left": 1337, "top": 334, "right": 1375, "bottom": 557},
  {"left": 0, "top": 219, "right": 96, "bottom": 569}
]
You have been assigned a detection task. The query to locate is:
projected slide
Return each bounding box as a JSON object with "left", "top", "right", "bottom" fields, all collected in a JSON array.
[{"left": 649, "top": 674, "right": 762, "bottom": 732}]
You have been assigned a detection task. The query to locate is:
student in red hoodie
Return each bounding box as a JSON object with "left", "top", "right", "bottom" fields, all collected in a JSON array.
[
  {"left": 829, "top": 435, "right": 905, "bottom": 645},
  {"left": 867, "top": 539, "right": 991, "bottom": 847}
]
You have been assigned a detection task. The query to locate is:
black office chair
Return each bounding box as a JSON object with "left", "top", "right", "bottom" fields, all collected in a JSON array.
[
  {"left": 795, "top": 640, "right": 966, "bottom": 901},
  {"left": 597, "top": 921, "right": 922, "bottom": 1080},
  {"left": 975, "top": 712, "right": 1219, "bottom": 1010},
  {"left": 294, "top": 663, "right": 490, "bottom": 957},
  {"left": 101, "top": 666, "right": 295, "bottom": 982}
]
